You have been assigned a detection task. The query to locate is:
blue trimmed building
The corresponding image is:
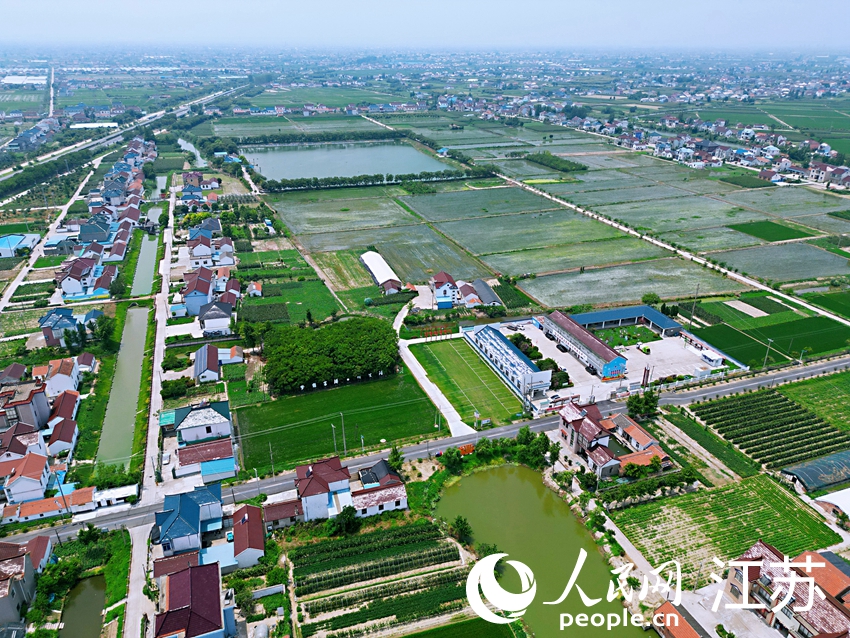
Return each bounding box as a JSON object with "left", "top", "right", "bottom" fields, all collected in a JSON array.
[{"left": 570, "top": 305, "right": 682, "bottom": 337}]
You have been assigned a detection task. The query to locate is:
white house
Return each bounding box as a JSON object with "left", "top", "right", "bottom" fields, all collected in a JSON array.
[
  {"left": 155, "top": 484, "right": 223, "bottom": 557},
  {"left": 47, "top": 419, "right": 79, "bottom": 459},
  {"left": 198, "top": 301, "right": 232, "bottom": 337},
  {"left": 0, "top": 424, "right": 47, "bottom": 462},
  {"left": 0, "top": 454, "right": 49, "bottom": 504},
  {"left": 295, "top": 457, "right": 352, "bottom": 521},
  {"left": 193, "top": 344, "right": 220, "bottom": 383},
  {"left": 430, "top": 271, "right": 459, "bottom": 303},
  {"left": 32, "top": 359, "right": 80, "bottom": 399},
  {"left": 174, "top": 403, "right": 232, "bottom": 444}
]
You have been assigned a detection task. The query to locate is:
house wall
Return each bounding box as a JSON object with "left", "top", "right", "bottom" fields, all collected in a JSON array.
[
  {"left": 185, "top": 293, "right": 210, "bottom": 317},
  {"left": 266, "top": 513, "right": 304, "bottom": 530},
  {"left": 163, "top": 533, "right": 200, "bottom": 557},
  {"left": 46, "top": 374, "right": 79, "bottom": 399},
  {"left": 179, "top": 421, "right": 231, "bottom": 443},
  {"left": 6, "top": 473, "right": 48, "bottom": 504},
  {"left": 355, "top": 497, "right": 408, "bottom": 518},
  {"left": 200, "top": 317, "right": 231, "bottom": 336},
  {"left": 197, "top": 370, "right": 220, "bottom": 384},
  {"left": 235, "top": 547, "right": 263, "bottom": 570},
  {"left": 302, "top": 493, "right": 328, "bottom": 521}
]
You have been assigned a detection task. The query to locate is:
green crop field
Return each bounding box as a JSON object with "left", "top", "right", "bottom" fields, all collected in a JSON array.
[
  {"left": 690, "top": 324, "right": 788, "bottom": 367},
  {"left": 803, "top": 290, "right": 850, "bottom": 319},
  {"left": 659, "top": 227, "right": 764, "bottom": 253},
  {"left": 779, "top": 370, "right": 850, "bottom": 432},
  {"left": 235, "top": 369, "right": 436, "bottom": 470},
  {"left": 743, "top": 316, "right": 850, "bottom": 358},
  {"left": 727, "top": 220, "right": 814, "bottom": 242},
  {"left": 712, "top": 243, "right": 850, "bottom": 282},
  {"left": 692, "top": 390, "right": 850, "bottom": 468},
  {"left": 564, "top": 185, "right": 691, "bottom": 207},
  {"left": 612, "top": 475, "right": 840, "bottom": 585},
  {"left": 400, "top": 187, "right": 557, "bottom": 222},
  {"left": 240, "top": 279, "right": 340, "bottom": 324},
  {"left": 410, "top": 339, "right": 524, "bottom": 425},
  {"left": 520, "top": 258, "right": 746, "bottom": 308},
  {"left": 663, "top": 411, "right": 761, "bottom": 478}
]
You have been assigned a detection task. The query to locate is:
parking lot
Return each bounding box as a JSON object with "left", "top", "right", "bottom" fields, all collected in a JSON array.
[{"left": 497, "top": 319, "right": 719, "bottom": 403}]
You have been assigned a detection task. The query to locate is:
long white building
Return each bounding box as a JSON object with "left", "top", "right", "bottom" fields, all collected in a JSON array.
[{"left": 360, "top": 251, "right": 402, "bottom": 294}]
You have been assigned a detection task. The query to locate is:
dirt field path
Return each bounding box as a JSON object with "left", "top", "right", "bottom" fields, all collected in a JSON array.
[{"left": 656, "top": 416, "right": 739, "bottom": 486}]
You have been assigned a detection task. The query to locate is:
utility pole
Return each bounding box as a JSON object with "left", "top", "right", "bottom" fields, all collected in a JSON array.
[
  {"left": 254, "top": 468, "right": 260, "bottom": 497},
  {"left": 361, "top": 435, "right": 365, "bottom": 454},
  {"left": 763, "top": 338, "right": 774, "bottom": 369},
  {"left": 689, "top": 283, "right": 700, "bottom": 329},
  {"left": 340, "top": 412, "right": 346, "bottom": 454},
  {"left": 269, "top": 441, "right": 275, "bottom": 476},
  {"left": 332, "top": 424, "right": 337, "bottom": 455}
]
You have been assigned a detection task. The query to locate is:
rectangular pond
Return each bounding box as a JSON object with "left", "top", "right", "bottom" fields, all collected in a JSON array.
[
  {"left": 240, "top": 141, "right": 449, "bottom": 180},
  {"left": 130, "top": 234, "right": 158, "bottom": 297},
  {"left": 58, "top": 575, "right": 105, "bottom": 638},
  {"left": 96, "top": 306, "right": 149, "bottom": 467}
]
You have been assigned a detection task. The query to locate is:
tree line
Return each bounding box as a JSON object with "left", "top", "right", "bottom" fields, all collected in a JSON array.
[
  {"left": 259, "top": 168, "right": 489, "bottom": 193},
  {"left": 263, "top": 317, "right": 399, "bottom": 394},
  {"left": 524, "top": 151, "right": 587, "bottom": 173},
  {"left": 0, "top": 146, "right": 97, "bottom": 201}
]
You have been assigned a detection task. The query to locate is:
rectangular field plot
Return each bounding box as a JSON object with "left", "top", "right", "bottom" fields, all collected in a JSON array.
[
  {"left": 404, "top": 619, "right": 514, "bottom": 638},
  {"left": 539, "top": 172, "right": 649, "bottom": 195},
  {"left": 240, "top": 280, "right": 341, "bottom": 324},
  {"left": 727, "top": 220, "right": 815, "bottom": 242},
  {"left": 659, "top": 227, "right": 764, "bottom": 252},
  {"left": 301, "top": 224, "right": 490, "bottom": 283},
  {"left": 489, "top": 160, "right": 562, "bottom": 179},
  {"left": 595, "top": 196, "right": 767, "bottom": 234},
  {"left": 482, "top": 236, "right": 668, "bottom": 275},
  {"left": 611, "top": 476, "right": 841, "bottom": 584},
  {"left": 519, "top": 258, "right": 747, "bottom": 307},
  {"left": 235, "top": 370, "right": 436, "bottom": 470},
  {"left": 410, "top": 339, "right": 523, "bottom": 424},
  {"left": 311, "top": 250, "right": 374, "bottom": 290},
  {"left": 691, "top": 324, "right": 788, "bottom": 367},
  {"left": 437, "top": 209, "right": 622, "bottom": 255},
  {"left": 564, "top": 184, "right": 691, "bottom": 207},
  {"left": 569, "top": 154, "right": 641, "bottom": 170},
  {"left": 271, "top": 196, "right": 416, "bottom": 234},
  {"left": 400, "top": 187, "right": 557, "bottom": 222},
  {"left": 212, "top": 116, "right": 384, "bottom": 137},
  {"left": 779, "top": 371, "right": 850, "bottom": 432},
  {"left": 712, "top": 243, "right": 850, "bottom": 282},
  {"left": 803, "top": 290, "right": 850, "bottom": 319},
  {"left": 744, "top": 316, "right": 850, "bottom": 358},
  {"left": 718, "top": 187, "right": 850, "bottom": 218}
]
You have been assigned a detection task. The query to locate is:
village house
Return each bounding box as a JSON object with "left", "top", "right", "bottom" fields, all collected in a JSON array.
[
  {"left": 0, "top": 424, "right": 46, "bottom": 462},
  {"left": 155, "top": 484, "right": 223, "bottom": 557},
  {"left": 0, "top": 381, "right": 51, "bottom": 431},
  {"left": 0, "top": 453, "right": 49, "bottom": 503},
  {"left": 174, "top": 438, "right": 237, "bottom": 483},
  {"left": 159, "top": 401, "right": 232, "bottom": 443},
  {"left": 232, "top": 504, "right": 265, "bottom": 569},
  {"left": 154, "top": 563, "right": 236, "bottom": 638},
  {"left": 31, "top": 358, "right": 81, "bottom": 398},
  {"left": 198, "top": 301, "right": 232, "bottom": 337},
  {"left": 430, "top": 271, "right": 459, "bottom": 308}
]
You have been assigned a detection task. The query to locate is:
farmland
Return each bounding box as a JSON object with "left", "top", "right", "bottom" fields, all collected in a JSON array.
[
  {"left": 271, "top": 195, "right": 416, "bottom": 235},
  {"left": 239, "top": 279, "right": 340, "bottom": 324},
  {"left": 519, "top": 258, "right": 746, "bottom": 307},
  {"left": 690, "top": 390, "right": 850, "bottom": 468},
  {"left": 400, "top": 187, "right": 557, "bottom": 222},
  {"left": 711, "top": 243, "right": 850, "bottom": 282},
  {"left": 727, "top": 220, "right": 814, "bottom": 242},
  {"left": 611, "top": 475, "right": 840, "bottom": 585},
  {"left": 802, "top": 290, "right": 850, "bottom": 319},
  {"left": 311, "top": 249, "right": 374, "bottom": 290},
  {"left": 235, "top": 369, "right": 436, "bottom": 470},
  {"left": 410, "top": 339, "right": 524, "bottom": 425},
  {"left": 405, "top": 619, "right": 514, "bottom": 638},
  {"left": 290, "top": 521, "right": 465, "bottom": 637},
  {"left": 691, "top": 324, "right": 789, "bottom": 367},
  {"left": 778, "top": 370, "right": 850, "bottom": 432}
]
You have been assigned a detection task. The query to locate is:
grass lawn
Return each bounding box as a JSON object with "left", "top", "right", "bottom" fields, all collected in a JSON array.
[
  {"left": 727, "top": 220, "right": 814, "bottom": 242},
  {"left": 404, "top": 619, "right": 515, "bottom": 638},
  {"left": 32, "top": 255, "right": 68, "bottom": 269},
  {"left": 611, "top": 475, "right": 840, "bottom": 586},
  {"left": 744, "top": 316, "right": 850, "bottom": 358},
  {"left": 235, "top": 369, "right": 436, "bottom": 471},
  {"left": 593, "top": 324, "right": 660, "bottom": 348},
  {"left": 410, "top": 339, "right": 523, "bottom": 425},
  {"left": 692, "top": 323, "right": 789, "bottom": 367},
  {"left": 779, "top": 370, "right": 850, "bottom": 432},
  {"left": 312, "top": 250, "right": 374, "bottom": 290}
]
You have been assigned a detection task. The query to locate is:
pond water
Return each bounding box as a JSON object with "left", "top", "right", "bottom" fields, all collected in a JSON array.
[
  {"left": 155, "top": 175, "right": 168, "bottom": 195},
  {"left": 58, "top": 575, "right": 105, "bottom": 638},
  {"left": 178, "top": 138, "right": 207, "bottom": 168},
  {"left": 131, "top": 234, "right": 158, "bottom": 297},
  {"left": 436, "top": 465, "right": 644, "bottom": 637},
  {"left": 96, "top": 306, "right": 149, "bottom": 466},
  {"left": 240, "top": 141, "right": 448, "bottom": 180}
]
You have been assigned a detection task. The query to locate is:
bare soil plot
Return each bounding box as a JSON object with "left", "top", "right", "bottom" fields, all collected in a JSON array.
[
  {"left": 400, "top": 187, "right": 558, "bottom": 222},
  {"left": 271, "top": 196, "right": 417, "bottom": 235}
]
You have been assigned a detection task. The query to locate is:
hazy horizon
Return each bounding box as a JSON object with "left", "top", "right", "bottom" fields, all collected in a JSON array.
[{"left": 2, "top": 0, "right": 849, "bottom": 51}]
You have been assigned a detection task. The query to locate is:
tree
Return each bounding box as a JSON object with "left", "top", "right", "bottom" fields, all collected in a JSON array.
[
  {"left": 326, "top": 505, "right": 360, "bottom": 536},
  {"left": 109, "top": 274, "right": 127, "bottom": 297},
  {"left": 92, "top": 314, "right": 116, "bottom": 343},
  {"left": 159, "top": 211, "right": 170, "bottom": 227},
  {"left": 475, "top": 437, "right": 493, "bottom": 458},
  {"left": 77, "top": 523, "right": 102, "bottom": 545},
  {"left": 516, "top": 425, "right": 534, "bottom": 446},
  {"left": 622, "top": 462, "right": 648, "bottom": 479},
  {"left": 451, "top": 515, "right": 473, "bottom": 542},
  {"left": 627, "top": 389, "right": 658, "bottom": 418},
  {"left": 548, "top": 440, "right": 562, "bottom": 467},
  {"left": 641, "top": 292, "right": 661, "bottom": 306},
  {"left": 142, "top": 163, "right": 156, "bottom": 179},
  {"left": 441, "top": 447, "right": 463, "bottom": 474},
  {"left": 649, "top": 454, "right": 662, "bottom": 474},
  {"left": 387, "top": 445, "right": 404, "bottom": 473}
]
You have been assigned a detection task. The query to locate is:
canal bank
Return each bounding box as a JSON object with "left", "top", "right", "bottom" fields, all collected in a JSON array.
[
  {"left": 58, "top": 575, "right": 106, "bottom": 638},
  {"left": 96, "top": 306, "right": 150, "bottom": 467},
  {"left": 435, "top": 465, "right": 645, "bottom": 638},
  {"left": 178, "top": 138, "right": 207, "bottom": 168}
]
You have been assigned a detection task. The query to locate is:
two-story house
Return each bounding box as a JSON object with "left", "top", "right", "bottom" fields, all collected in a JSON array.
[
  {"left": 0, "top": 381, "right": 51, "bottom": 431},
  {"left": 0, "top": 453, "right": 49, "bottom": 503},
  {"left": 155, "top": 484, "right": 223, "bottom": 557},
  {"left": 31, "top": 358, "right": 81, "bottom": 399},
  {"left": 154, "top": 563, "right": 236, "bottom": 638},
  {"left": 296, "top": 457, "right": 352, "bottom": 521}
]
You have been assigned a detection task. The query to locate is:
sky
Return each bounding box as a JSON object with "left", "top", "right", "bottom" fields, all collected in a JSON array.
[{"left": 3, "top": 0, "right": 850, "bottom": 50}]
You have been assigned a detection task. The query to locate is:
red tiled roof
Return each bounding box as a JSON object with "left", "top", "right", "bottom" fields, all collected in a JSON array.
[
  {"left": 654, "top": 601, "right": 702, "bottom": 638},
  {"left": 176, "top": 439, "right": 233, "bottom": 467},
  {"left": 26, "top": 536, "right": 51, "bottom": 568},
  {"left": 793, "top": 551, "right": 850, "bottom": 600},
  {"left": 51, "top": 390, "right": 80, "bottom": 420},
  {"left": 263, "top": 499, "right": 302, "bottom": 522},
  {"left": 48, "top": 419, "right": 77, "bottom": 446},
  {"left": 433, "top": 271, "right": 456, "bottom": 287},
  {"left": 152, "top": 551, "right": 199, "bottom": 579},
  {"left": 295, "top": 457, "right": 350, "bottom": 497},
  {"left": 156, "top": 564, "right": 222, "bottom": 638},
  {"left": 233, "top": 504, "right": 264, "bottom": 557}
]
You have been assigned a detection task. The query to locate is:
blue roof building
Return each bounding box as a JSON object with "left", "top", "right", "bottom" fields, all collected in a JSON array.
[
  {"left": 569, "top": 305, "right": 681, "bottom": 337},
  {"left": 155, "top": 484, "right": 223, "bottom": 556}
]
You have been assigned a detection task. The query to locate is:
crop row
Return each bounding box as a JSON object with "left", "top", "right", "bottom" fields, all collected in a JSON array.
[
  {"left": 301, "top": 584, "right": 466, "bottom": 637},
  {"left": 293, "top": 540, "right": 445, "bottom": 578},
  {"left": 303, "top": 567, "right": 468, "bottom": 616},
  {"left": 294, "top": 544, "right": 460, "bottom": 596},
  {"left": 289, "top": 522, "right": 441, "bottom": 566}
]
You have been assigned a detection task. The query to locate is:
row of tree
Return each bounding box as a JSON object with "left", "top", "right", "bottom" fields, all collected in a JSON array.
[
  {"left": 259, "top": 168, "right": 487, "bottom": 193},
  {"left": 0, "top": 146, "right": 97, "bottom": 201},
  {"left": 237, "top": 129, "right": 404, "bottom": 145},
  {"left": 263, "top": 318, "right": 399, "bottom": 394}
]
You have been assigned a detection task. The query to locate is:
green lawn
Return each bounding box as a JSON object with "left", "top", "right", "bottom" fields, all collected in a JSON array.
[
  {"left": 612, "top": 475, "right": 840, "bottom": 585},
  {"left": 32, "top": 255, "right": 68, "bottom": 269},
  {"left": 727, "top": 220, "right": 814, "bottom": 242},
  {"left": 235, "top": 369, "right": 436, "bottom": 471},
  {"left": 691, "top": 324, "right": 788, "bottom": 367},
  {"left": 410, "top": 339, "right": 523, "bottom": 425},
  {"left": 240, "top": 279, "right": 340, "bottom": 324}
]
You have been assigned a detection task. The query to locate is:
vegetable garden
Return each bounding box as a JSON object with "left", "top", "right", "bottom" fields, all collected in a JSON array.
[{"left": 690, "top": 390, "right": 850, "bottom": 468}]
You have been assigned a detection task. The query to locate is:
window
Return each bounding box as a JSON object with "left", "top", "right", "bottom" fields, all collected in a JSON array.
[
  {"left": 163, "top": 542, "right": 172, "bottom": 552},
  {"left": 734, "top": 569, "right": 743, "bottom": 583},
  {"left": 395, "top": 500, "right": 400, "bottom": 507},
  {"left": 798, "top": 626, "right": 813, "bottom": 638},
  {"left": 361, "top": 509, "right": 367, "bottom": 515},
  {"left": 378, "top": 504, "right": 384, "bottom": 511},
  {"left": 289, "top": 516, "right": 295, "bottom": 522},
  {"left": 729, "top": 585, "right": 741, "bottom": 599}
]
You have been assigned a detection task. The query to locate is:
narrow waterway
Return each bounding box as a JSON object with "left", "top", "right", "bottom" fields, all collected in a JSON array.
[
  {"left": 178, "top": 138, "right": 207, "bottom": 167},
  {"left": 130, "top": 234, "right": 158, "bottom": 297},
  {"left": 96, "top": 306, "right": 149, "bottom": 467},
  {"left": 58, "top": 575, "right": 106, "bottom": 638},
  {"left": 155, "top": 175, "right": 167, "bottom": 195},
  {"left": 436, "top": 466, "right": 644, "bottom": 637}
]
